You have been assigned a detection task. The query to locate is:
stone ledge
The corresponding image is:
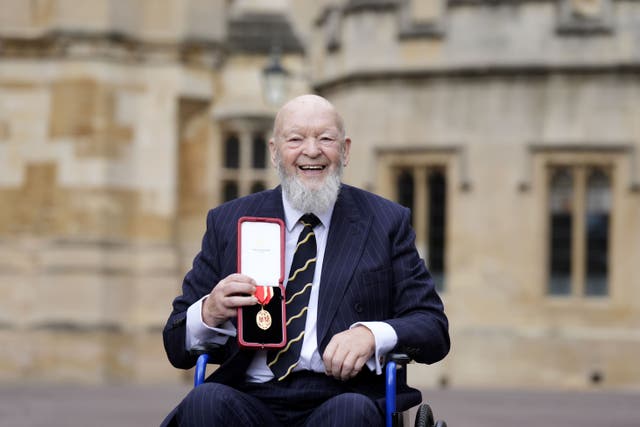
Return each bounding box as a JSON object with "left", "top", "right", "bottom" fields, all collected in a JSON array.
[
  {"left": 0, "top": 31, "right": 224, "bottom": 68},
  {"left": 314, "top": 62, "right": 640, "bottom": 91}
]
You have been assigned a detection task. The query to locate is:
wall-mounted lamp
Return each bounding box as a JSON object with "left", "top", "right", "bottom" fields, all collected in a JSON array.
[{"left": 262, "top": 47, "right": 289, "bottom": 106}]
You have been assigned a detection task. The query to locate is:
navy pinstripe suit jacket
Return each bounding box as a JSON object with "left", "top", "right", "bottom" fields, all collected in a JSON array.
[{"left": 163, "top": 184, "right": 450, "bottom": 412}]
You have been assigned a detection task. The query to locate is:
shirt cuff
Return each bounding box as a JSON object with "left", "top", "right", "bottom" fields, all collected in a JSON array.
[
  {"left": 351, "top": 321, "right": 398, "bottom": 375},
  {"left": 185, "top": 296, "right": 236, "bottom": 350}
]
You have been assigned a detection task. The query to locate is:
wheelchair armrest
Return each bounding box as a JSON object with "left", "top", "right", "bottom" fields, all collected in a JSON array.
[
  {"left": 388, "top": 353, "right": 411, "bottom": 366},
  {"left": 385, "top": 353, "right": 412, "bottom": 427},
  {"left": 387, "top": 352, "right": 411, "bottom": 386},
  {"left": 189, "top": 343, "right": 222, "bottom": 356},
  {"left": 190, "top": 343, "right": 222, "bottom": 387}
]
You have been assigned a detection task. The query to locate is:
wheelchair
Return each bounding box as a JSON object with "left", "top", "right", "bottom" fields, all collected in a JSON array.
[{"left": 193, "top": 348, "right": 447, "bottom": 427}]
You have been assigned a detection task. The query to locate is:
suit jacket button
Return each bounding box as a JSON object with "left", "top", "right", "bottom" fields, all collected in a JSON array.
[{"left": 354, "top": 303, "right": 363, "bottom": 313}]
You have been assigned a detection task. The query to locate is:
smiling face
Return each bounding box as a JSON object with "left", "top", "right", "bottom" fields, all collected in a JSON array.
[
  {"left": 269, "top": 95, "right": 351, "bottom": 212},
  {"left": 270, "top": 95, "right": 351, "bottom": 190}
]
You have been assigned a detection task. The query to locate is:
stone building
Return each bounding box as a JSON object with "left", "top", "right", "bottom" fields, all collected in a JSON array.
[{"left": 0, "top": 0, "right": 639, "bottom": 389}]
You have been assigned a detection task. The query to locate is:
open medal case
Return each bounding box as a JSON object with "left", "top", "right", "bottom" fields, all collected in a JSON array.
[{"left": 237, "top": 216, "right": 286, "bottom": 349}]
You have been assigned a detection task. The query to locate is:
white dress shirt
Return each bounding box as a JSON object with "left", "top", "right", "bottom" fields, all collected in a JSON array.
[{"left": 185, "top": 194, "right": 398, "bottom": 382}]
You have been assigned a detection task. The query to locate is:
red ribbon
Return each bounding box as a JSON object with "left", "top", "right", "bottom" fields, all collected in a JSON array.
[{"left": 254, "top": 286, "right": 274, "bottom": 306}]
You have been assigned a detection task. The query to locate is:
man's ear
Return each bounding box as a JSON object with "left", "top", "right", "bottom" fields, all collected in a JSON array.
[
  {"left": 268, "top": 138, "right": 277, "bottom": 167},
  {"left": 342, "top": 137, "right": 352, "bottom": 167}
]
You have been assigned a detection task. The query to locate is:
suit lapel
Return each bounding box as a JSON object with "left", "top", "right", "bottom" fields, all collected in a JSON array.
[{"left": 317, "top": 187, "right": 372, "bottom": 348}]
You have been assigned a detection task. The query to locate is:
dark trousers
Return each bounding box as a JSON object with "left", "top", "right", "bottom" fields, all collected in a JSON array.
[{"left": 171, "top": 372, "right": 384, "bottom": 427}]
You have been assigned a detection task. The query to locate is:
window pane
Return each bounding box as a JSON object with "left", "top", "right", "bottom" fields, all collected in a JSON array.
[
  {"left": 548, "top": 168, "right": 573, "bottom": 295},
  {"left": 396, "top": 170, "right": 414, "bottom": 224},
  {"left": 251, "top": 181, "right": 266, "bottom": 194},
  {"left": 428, "top": 170, "right": 446, "bottom": 292},
  {"left": 224, "top": 134, "right": 239, "bottom": 169},
  {"left": 223, "top": 181, "right": 238, "bottom": 202},
  {"left": 585, "top": 169, "right": 610, "bottom": 296},
  {"left": 252, "top": 133, "right": 267, "bottom": 169}
]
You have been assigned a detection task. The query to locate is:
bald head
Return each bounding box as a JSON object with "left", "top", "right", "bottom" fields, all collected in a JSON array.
[
  {"left": 268, "top": 94, "right": 351, "bottom": 213},
  {"left": 272, "top": 94, "right": 345, "bottom": 141}
]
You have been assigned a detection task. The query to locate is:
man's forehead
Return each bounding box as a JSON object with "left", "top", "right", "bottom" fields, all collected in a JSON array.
[
  {"left": 273, "top": 95, "right": 345, "bottom": 137},
  {"left": 281, "top": 101, "right": 335, "bottom": 119},
  {"left": 282, "top": 124, "right": 340, "bottom": 134},
  {"left": 283, "top": 94, "right": 333, "bottom": 109},
  {"left": 276, "top": 108, "right": 339, "bottom": 131}
]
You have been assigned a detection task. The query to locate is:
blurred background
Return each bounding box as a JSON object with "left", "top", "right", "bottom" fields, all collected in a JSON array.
[{"left": 1, "top": 0, "right": 639, "bottom": 424}]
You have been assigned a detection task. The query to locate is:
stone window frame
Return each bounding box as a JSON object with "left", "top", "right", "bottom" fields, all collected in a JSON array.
[
  {"left": 218, "top": 118, "right": 274, "bottom": 203},
  {"left": 376, "top": 147, "right": 462, "bottom": 292},
  {"left": 528, "top": 146, "right": 632, "bottom": 302},
  {"left": 546, "top": 162, "right": 613, "bottom": 297}
]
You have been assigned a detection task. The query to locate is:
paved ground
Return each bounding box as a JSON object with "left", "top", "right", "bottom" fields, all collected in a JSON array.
[{"left": 1, "top": 384, "right": 638, "bottom": 426}]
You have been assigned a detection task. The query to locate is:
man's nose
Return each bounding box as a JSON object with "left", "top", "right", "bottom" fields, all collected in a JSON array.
[{"left": 301, "top": 138, "right": 321, "bottom": 156}]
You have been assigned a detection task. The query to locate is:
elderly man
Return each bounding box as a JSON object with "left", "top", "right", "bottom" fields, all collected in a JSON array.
[{"left": 161, "top": 94, "right": 449, "bottom": 427}]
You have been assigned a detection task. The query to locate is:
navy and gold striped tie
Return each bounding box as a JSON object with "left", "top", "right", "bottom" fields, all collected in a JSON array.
[{"left": 267, "top": 213, "right": 320, "bottom": 381}]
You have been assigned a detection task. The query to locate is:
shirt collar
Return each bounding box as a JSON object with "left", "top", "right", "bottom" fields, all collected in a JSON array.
[{"left": 282, "top": 193, "right": 334, "bottom": 232}]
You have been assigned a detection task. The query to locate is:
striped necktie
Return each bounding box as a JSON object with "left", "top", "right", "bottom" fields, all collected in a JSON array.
[{"left": 267, "top": 213, "right": 320, "bottom": 381}]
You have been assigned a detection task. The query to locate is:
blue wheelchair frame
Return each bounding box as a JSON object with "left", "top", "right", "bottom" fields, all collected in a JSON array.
[{"left": 193, "top": 352, "right": 446, "bottom": 427}]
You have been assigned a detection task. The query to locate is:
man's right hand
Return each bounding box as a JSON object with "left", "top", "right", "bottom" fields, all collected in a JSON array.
[{"left": 201, "top": 273, "right": 258, "bottom": 327}]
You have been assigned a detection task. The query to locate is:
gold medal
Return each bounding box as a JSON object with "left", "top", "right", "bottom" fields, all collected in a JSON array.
[
  {"left": 254, "top": 286, "right": 274, "bottom": 330},
  {"left": 256, "top": 308, "right": 272, "bottom": 330}
]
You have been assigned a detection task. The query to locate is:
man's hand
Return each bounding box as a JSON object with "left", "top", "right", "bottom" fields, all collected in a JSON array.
[
  {"left": 201, "top": 273, "right": 257, "bottom": 327},
  {"left": 322, "top": 325, "right": 375, "bottom": 381}
]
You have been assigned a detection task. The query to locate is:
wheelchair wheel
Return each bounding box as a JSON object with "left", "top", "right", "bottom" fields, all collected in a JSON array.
[{"left": 414, "top": 403, "right": 434, "bottom": 427}]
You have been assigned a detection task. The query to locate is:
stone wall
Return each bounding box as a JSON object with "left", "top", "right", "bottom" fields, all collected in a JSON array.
[
  {"left": 0, "top": 0, "right": 224, "bottom": 383},
  {"left": 0, "top": 61, "right": 210, "bottom": 383},
  {"left": 1, "top": 0, "right": 639, "bottom": 389},
  {"left": 315, "top": 0, "right": 640, "bottom": 389}
]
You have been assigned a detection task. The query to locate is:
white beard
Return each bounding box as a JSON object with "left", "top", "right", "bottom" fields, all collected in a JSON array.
[{"left": 276, "top": 157, "right": 343, "bottom": 214}]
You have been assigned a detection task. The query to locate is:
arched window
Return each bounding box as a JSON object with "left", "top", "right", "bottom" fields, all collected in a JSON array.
[
  {"left": 252, "top": 133, "right": 267, "bottom": 169},
  {"left": 548, "top": 167, "right": 574, "bottom": 295},
  {"left": 396, "top": 170, "right": 414, "bottom": 211},
  {"left": 224, "top": 134, "right": 240, "bottom": 169},
  {"left": 219, "top": 127, "right": 270, "bottom": 203},
  {"left": 546, "top": 164, "right": 613, "bottom": 298},
  {"left": 223, "top": 181, "right": 238, "bottom": 202},
  {"left": 251, "top": 181, "right": 266, "bottom": 194},
  {"left": 428, "top": 170, "right": 446, "bottom": 291},
  {"left": 393, "top": 165, "right": 448, "bottom": 292},
  {"left": 585, "top": 168, "right": 610, "bottom": 296}
]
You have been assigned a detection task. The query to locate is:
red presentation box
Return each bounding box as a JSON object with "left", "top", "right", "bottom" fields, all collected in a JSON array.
[{"left": 237, "top": 217, "right": 286, "bottom": 348}]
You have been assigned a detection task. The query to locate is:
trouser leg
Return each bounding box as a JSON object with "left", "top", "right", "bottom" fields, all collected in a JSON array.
[
  {"left": 304, "top": 392, "right": 384, "bottom": 427},
  {"left": 175, "top": 383, "right": 283, "bottom": 427}
]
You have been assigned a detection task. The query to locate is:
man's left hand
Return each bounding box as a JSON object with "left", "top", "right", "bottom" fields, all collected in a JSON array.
[{"left": 322, "top": 325, "right": 375, "bottom": 381}]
